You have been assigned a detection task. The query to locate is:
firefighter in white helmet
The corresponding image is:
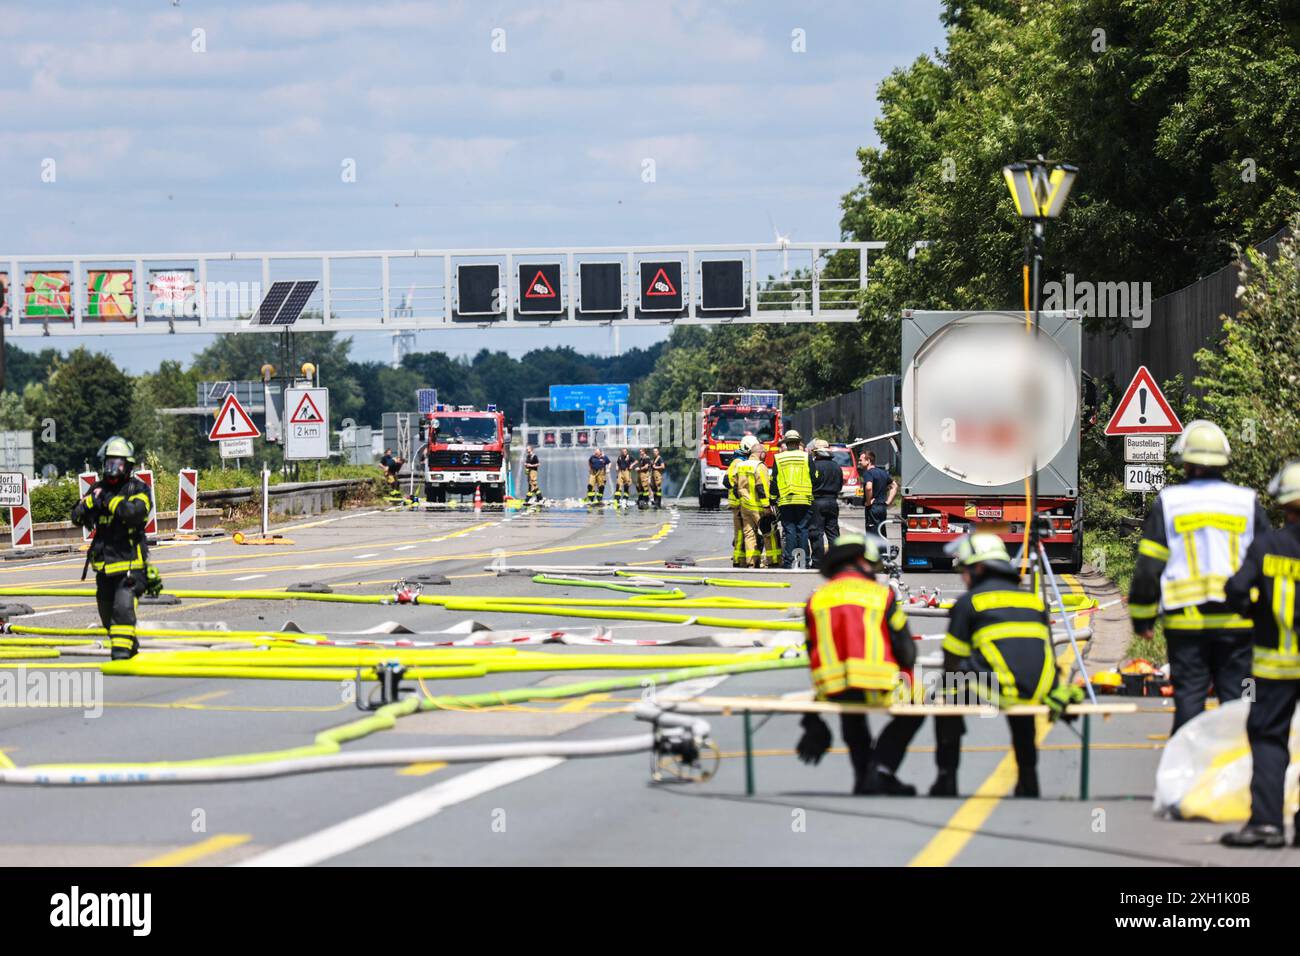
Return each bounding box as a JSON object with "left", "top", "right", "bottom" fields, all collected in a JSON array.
[
  {"left": 723, "top": 435, "right": 763, "bottom": 566},
  {"left": 1222, "top": 461, "right": 1300, "bottom": 848},
  {"left": 1129, "top": 420, "right": 1271, "bottom": 734}
]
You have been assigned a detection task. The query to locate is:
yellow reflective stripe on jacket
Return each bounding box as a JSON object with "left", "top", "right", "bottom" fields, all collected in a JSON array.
[
  {"left": 1137, "top": 538, "right": 1170, "bottom": 561},
  {"left": 1162, "top": 574, "right": 1229, "bottom": 605},
  {"left": 808, "top": 577, "right": 896, "bottom": 696},
  {"left": 1128, "top": 601, "right": 1159, "bottom": 620},
  {"left": 774, "top": 450, "right": 813, "bottom": 506},
  {"left": 726, "top": 458, "right": 742, "bottom": 505},
  {"left": 82, "top": 494, "right": 94, "bottom": 509},
  {"left": 889, "top": 607, "right": 907, "bottom": 631},
  {"left": 1163, "top": 610, "right": 1252, "bottom": 630},
  {"left": 107, "top": 495, "right": 124, "bottom": 514},
  {"left": 942, "top": 633, "right": 972, "bottom": 657},
  {"left": 1272, "top": 574, "right": 1297, "bottom": 657},
  {"left": 93, "top": 544, "right": 145, "bottom": 574},
  {"left": 970, "top": 591, "right": 1045, "bottom": 613},
  {"left": 129, "top": 492, "right": 151, "bottom": 508}
]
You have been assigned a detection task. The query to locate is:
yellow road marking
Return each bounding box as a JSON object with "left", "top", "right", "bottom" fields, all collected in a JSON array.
[
  {"left": 170, "top": 689, "right": 230, "bottom": 706},
  {"left": 397, "top": 761, "right": 447, "bottom": 777},
  {"left": 555, "top": 692, "right": 612, "bottom": 713},
  {"left": 134, "top": 833, "right": 251, "bottom": 867},
  {"left": 907, "top": 718, "right": 1053, "bottom": 867},
  {"left": 0, "top": 748, "right": 15, "bottom": 769}
]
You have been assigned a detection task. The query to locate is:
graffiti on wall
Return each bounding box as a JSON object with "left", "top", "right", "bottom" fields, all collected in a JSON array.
[
  {"left": 24, "top": 271, "right": 72, "bottom": 320},
  {"left": 86, "top": 270, "right": 135, "bottom": 320}
]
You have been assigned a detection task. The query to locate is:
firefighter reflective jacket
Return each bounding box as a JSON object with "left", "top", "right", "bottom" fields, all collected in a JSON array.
[
  {"left": 732, "top": 457, "right": 771, "bottom": 513},
  {"left": 804, "top": 568, "right": 914, "bottom": 700},
  {"left": 1227, "top": 522, "right": 1300, "bottom": 680},
  {"left": 724, "top": 453, "right": 744, "bottom": 506},
  {"left": 1129, "top": 479, "right": 1269, "bottom": 633},
  {"left": 941, "top": 574, "right": 1056, "bottom": 705},
  {"left": 771, "top": 449, "right": 813, "bottom": 506},
  {"left": 71, "top": 476, "right": 152, "bottom": 575}
]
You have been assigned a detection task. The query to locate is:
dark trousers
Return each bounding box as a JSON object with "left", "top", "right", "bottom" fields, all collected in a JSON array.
[
  {"left": 1166, "top": 630, "right": 1253, "bottom": 734},
  {"left": 778, "top": 504, "right": 812, "bottom": 568},
  {"left": 866, "top": 502, "right": 888, "bottom": 537},
  {"left": 1247, "top": 677, "right": 1299, "bottom": 828},
  {"left": 832, "top": 695, "right": 924, "bottom": 784},
  {"left": 935, "top": 715, "right": 1037, "bottom": 779},
  {"left": 96, "top": 571, "right": 140, "bottom": 658},
  {"left": 808, "top": 496, "right": 841, "bottom": 567}
]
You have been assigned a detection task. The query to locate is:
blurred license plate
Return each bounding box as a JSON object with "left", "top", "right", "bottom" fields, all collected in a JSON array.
[{"left": 979, "top": 522, "right": 1010, "bottom": 535}]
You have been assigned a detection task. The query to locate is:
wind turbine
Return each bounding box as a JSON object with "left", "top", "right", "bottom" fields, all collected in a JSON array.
[{"left": 768, "top": 214, "right": 792, "bottom": 281}]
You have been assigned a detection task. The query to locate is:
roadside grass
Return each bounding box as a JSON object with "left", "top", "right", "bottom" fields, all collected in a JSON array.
[{"left": 1085, "top": 524, "right": 1167, "bottom": 666}]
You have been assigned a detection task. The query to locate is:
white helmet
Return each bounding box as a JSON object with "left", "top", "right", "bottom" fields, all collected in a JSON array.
[
  {"left": 1268, "top": 460, "right": 1300, "bottom": 507},
  {"left": 740, "top": 434, "right": 760, "bottom": 453},
  {"left": 1172, "top": 419, "right": 1230, "bottom": 468}
]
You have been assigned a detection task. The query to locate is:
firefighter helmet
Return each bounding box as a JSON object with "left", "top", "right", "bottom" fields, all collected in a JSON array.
[
  {"left": 740, "top": 434, "right": 760, "bottom": 453},
  {"left": 945, "top": 532, "right": 1015, "bottom": 574},
  {"left": 1268, "top": 460, "right": 1300, "bottom": 507},
  {"left": 97, "top": 436, "right": 136, "bottom": 483},
  {"left": 821, "top": 532, "right": 883, "bottom": 576},
  {"left": 1172, "top": 419, "right": 1231, "bottom": 468}
]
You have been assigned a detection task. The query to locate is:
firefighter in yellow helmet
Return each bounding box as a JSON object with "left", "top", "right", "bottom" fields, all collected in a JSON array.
[
  {"left": 932, "top": 533, "right": 1080, "bottom": 797},
  {"left": 724, "top": 435, "right": 761, "bottom": 566},
  {"left": 69, "top": 437, "right": 158, "bottom": 660},
  {"left": 1221, "top": 461, "right": 1300, "bottom": 848},
  {"left": 1129, "top": 420, "right": 1271, "bottom": 735},
  {"left": 769, "top": 428, "right": 813, "bottom": 568}
]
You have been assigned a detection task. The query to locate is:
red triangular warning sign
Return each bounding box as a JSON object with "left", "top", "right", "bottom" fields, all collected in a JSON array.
[
  {"left": 645, "top": 267, "right": 677, "bottom": 297},
  {"left": 208, "top": 394, "right": 261, "bottom": 441},
  {"left": 524, "top": 270, "right": 556, "bottom": 299},
  {"left": 289, "top": 392, "right": 325, "bottom": 424},
  {"left": 1104, "top": 366, "right": 1183, "bottom": 436}
]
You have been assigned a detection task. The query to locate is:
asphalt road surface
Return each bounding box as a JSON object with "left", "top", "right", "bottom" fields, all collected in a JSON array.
[{"left": 0, "top": 501, "right": 1281, "bottom": 867}]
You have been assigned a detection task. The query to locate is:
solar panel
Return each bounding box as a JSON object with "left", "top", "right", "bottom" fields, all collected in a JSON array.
[
  {"left": 272, "top": 280, "right": 318, "bottom": 325},
  {"left": 255, "top": 281, "right": 295, "bottom": 325}
]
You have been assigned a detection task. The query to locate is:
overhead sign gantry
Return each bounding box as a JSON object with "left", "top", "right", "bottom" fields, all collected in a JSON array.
[{"left": 0, "top": 241, "right": 880, "bottom": 336}]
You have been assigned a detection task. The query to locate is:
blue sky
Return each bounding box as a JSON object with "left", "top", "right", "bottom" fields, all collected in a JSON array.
[{"left": 0, "top": 0, "right": 946, "bottom": 372}]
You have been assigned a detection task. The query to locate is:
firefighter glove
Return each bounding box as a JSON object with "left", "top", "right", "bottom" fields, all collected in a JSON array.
[{"left": 796, "top": 713, "right": 833, "bottom": 765}]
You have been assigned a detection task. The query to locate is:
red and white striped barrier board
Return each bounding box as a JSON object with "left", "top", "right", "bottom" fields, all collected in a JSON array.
[
  {"left": 135, "top": 469, "right": 158, "bottom": 536},
  {"left": 177, "top": 469, "right": 198, "bottom": 534},
  {"left": 9, "top": 477, "right": 32, "bottom": 550},
  {"left": 77, "top": 472, "right": 98, "bottom": 542}
]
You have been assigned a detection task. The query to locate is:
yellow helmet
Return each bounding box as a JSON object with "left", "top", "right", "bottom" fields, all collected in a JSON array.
[
  {"left": 945, "top": 532, "right": 1014, "bottom": 573},
  {"left": 1268, "top": 460, "right": 1300, "bottom": 507},
  {"left": 1172, "top": 419, "right": 1230, "bottom": 467}
]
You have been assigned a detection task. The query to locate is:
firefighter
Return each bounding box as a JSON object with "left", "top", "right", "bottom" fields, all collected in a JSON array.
[
  {"left": 932, "top": 533, "right": 1080, "bottom": 797},
  {"left": 585, "top": 447, "right": 610, "bottom": 504},
  {"left": 732, "top": 438, "right": 771, "bottom": 568},
  {"left": 1129, "top": 420, "right": 1271, "bottom": 734},
  {"left": 613, "top": 448, "right": 634, "bottom": 504},
  {"left": 70, "top": 437, "right": 157, "bottom": 661},
  {"left": 769, "top": 429, "right": 814, "bottom": 568},
  {"left": 379, "top": 447, "right": 405, "bottom": 497},
  {"left": 650, "top": 447, "right": 666, "bottom": 509},
  {"left": 523, "top": 445, "right": 541, "bottom": 505},
  {"left": 635, "top": 448, "right": 652, "bottom": 509},
  {"left": 808, "top": 438, "right": 843, "bottom": 569},
  {"left": 724, "top": 438, "right": 756, "bottom": 566},
  {"left": 796, "top": 534, "right": 923, "bottom": 795},
  {"left": 1221, "top": 461, "right": 1300, "bottom": 848}
]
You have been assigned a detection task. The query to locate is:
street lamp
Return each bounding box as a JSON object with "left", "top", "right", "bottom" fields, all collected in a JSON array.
[{"left": 1001, "top": 156, "right": 1077, "bottom": 594}]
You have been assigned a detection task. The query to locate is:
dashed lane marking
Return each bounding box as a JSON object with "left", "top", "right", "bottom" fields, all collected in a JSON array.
[{"left": 397, "top": 761, "right": 448, "bottom": 777}]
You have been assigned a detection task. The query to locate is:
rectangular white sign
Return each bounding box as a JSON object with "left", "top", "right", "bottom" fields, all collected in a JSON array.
[
  {"left": 1125, "top": 436, "right": 1166, "bottom": 463},
  {"left": 284, "top": 387, "right": 330, "bottom": 460},
  {"left": 1125, "top": 463, "right": 1166, "bottom": 492},
  {"left": 0, "top": 472, "right": 24, "bottom": 507},
  {"left": 220, "top": 437, "right": 254, "bottom": 459}
]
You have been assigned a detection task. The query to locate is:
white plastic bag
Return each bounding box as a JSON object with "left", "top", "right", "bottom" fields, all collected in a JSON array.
[{"left": 1153, "top": 698, "right": 1300, "bottom": 821}]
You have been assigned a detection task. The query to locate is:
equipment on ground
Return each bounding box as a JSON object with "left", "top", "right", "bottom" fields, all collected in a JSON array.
[
  {"left": 698, "top": 390, "right": 783, "bottom": 510},
  {"left": 898, "top": 310, "right": 1086, "bottom": 572}
]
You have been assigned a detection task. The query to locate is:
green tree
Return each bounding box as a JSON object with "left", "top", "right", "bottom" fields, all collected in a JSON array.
[
  {"left": 1193, "top": 217, "right": 1300, "bottom": 499},
  {"left": 28, "top": 348, "right": 133, "bottom": 474}
]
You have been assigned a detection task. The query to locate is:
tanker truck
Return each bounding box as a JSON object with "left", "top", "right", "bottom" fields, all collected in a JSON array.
[{"left": 897, "top": 309, "right": 1085, "bottom": 572}]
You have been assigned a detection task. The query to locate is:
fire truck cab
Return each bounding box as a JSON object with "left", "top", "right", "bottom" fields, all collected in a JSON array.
[
  {"left": 697, "top": 390, "right": 783, "bottom": 510},
  {"left": 420, "top": 404, "right": 511, "bottom": 504}
]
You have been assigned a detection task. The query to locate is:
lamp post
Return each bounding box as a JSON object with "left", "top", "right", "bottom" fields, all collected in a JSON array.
[{"left": 1001, "top": 156, "right": 1078, "bottom": 596}]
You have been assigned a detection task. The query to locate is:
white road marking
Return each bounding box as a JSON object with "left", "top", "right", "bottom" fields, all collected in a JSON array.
[
  {"left": 235, "top": 676, "right": 730, "bottom": 867},
  {"left": 235, "top": 757, "right": 562, "bottom": 867},
  {"left": 354, "top": 553, "right": 378, "bottom": 559},
  {"left": 16, "top": 608, "right": 76, "bottom": 620},
  {"left": 233, "top": 574, "right": 266, "bottom": 582},
  {"left": 394, "top": 545, "right": 416, "bottom": 551}
]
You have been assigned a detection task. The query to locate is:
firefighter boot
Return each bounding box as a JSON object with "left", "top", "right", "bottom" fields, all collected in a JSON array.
[
  {"left": 929, "top": 770, "right": 958, "bottom": 797},
  {"left": 1221, "top": 824, "right": 1286, "bottom": 848},
  {"left": 108, "top": 625, "right": 139, "bottom": 661},
  {"left": 1014, "top": 771, "right": 1040, "bottom": 798},
  {"left": 859, "top": 763, "right": 916, "bottom": 797}
]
